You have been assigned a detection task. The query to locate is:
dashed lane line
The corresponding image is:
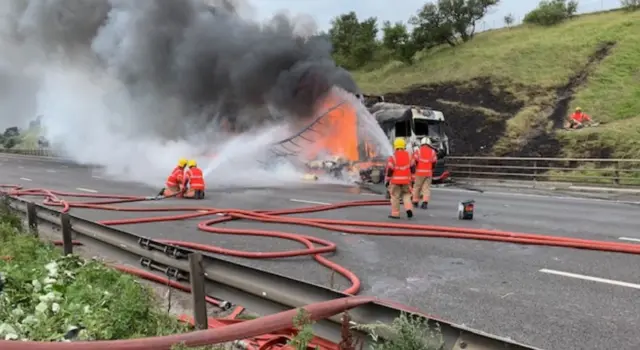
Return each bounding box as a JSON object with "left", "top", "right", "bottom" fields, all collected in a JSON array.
[
  {"left": 539, "top": 268, "right": 640, "bottom": 290},
  {"left": 76, "top": 187, "right": 98, "bottom": 193},
  {"left": 289, "top": 198, "right": 331, "bottom": 205},
  {"left": 619, "top": 237, "right": 640, "bottom": 243}
]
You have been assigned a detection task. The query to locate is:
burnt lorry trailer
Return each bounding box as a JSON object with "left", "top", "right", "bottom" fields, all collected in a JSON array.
[{"left": 269, "top": 93, "right": 452, "bottom": 185}]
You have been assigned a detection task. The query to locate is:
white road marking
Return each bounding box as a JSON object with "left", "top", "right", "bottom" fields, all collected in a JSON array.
[
  {"left": 619, "top": 237, "right": 640, "bottom": 243},
  {"left": 433, "top": 187, "right": 640, "bottom": 205},
  {"left": 18, "top": 166, "right": 24, "bottom": 169},
  {"left": 76, "top": 187, "right": 98, "bottom": 193},
  {"left": 92, "top": 176, "right": 103, "bottom": 179},
  {"left": 19, "top": 177, "right": 32, "bottom": 181},
  {"left": 290, "top": 198, "right": 331, "bottom": 205},
  {"left": 46, "top": 169, "right": 56, "bottom": 173},
  {"left": 539, "top": 268, "right": 640, "bottom": 290}
]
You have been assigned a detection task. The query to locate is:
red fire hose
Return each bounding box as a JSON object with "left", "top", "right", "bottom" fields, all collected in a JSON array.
[{"left": 1, "top": 185, "right": 639, "bottom": 349}]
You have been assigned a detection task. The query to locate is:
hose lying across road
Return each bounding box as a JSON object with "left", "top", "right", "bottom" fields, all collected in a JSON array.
[{"left": 1, "top": 184, "right": 640, "bottom": 349}]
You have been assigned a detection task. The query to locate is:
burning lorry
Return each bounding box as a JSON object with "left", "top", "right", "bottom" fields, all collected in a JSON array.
[{"left": 291, "top": 92, "right": 451, "bottom": 185}]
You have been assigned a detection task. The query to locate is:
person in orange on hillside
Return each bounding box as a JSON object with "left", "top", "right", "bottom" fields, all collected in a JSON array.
[
  {"left": 384, "top": 138, "right": 414, "bottom": 219},
  {"left": 159, "top": 158, "right": 188, "bottom": 197},
  {"left": 411, "top": 137, "right": 438, "bottom": 209},
  {"left": 565, "top": 107, "right": 593, "bottom": 129},
  {"left": 182, "top": 159, "right": 206, "bottom": 199}
]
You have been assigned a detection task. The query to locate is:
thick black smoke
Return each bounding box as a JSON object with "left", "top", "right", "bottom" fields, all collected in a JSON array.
[{"left": 1, "top": 0, "right": 360, "bottom": 133}]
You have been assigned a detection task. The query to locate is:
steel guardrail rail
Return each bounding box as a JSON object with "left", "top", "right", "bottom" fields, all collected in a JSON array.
[
  {"left": 447, "top": 156, "right": 640, "bottom": 187},
  {"left": 3, "top": 195, "right": 539, "bottom": 350},
  {"left": 5, "top": 147, "right": 640, "bottom": 186}
]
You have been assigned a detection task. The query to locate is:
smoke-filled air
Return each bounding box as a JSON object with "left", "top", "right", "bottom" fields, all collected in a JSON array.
[{"left": 0, "top": 0, "right": 391, "bottom": 189}]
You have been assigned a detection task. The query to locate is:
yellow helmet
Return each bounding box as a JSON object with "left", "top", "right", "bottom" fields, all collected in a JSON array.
[
  {"left": 575, "top": 107, "right": 582, "bottom": 111},
  {"left": 178, "top": 158, "right": 188, "bottom": 167},
  {"left": 393, "top": 138, "right": 406, "bottom": 150},
  {"left": 187, "top": 159, "right": 197, "bottom": 167}
]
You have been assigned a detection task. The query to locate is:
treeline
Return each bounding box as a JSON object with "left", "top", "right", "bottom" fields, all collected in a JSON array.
[
  {"left": 0, "top": 117, "right": 48, "bottom": 149},
  {"left": 325, "top": 0, "right": 637, "bottom": 71},
  {"left": 326, "top": 0, "right": 501, "bottom": 70}
]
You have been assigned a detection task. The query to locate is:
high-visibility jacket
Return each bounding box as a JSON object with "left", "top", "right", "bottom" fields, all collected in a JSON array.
[
  {"left": 413, "top": 145, "right": 438, "bottom": 177},
  {"left": 184, "top": 167, "right": 205, "bottom": 190},
  {"left": 165, "top": 167, "right": 184, "bottom": 188},
  {"left": 386, "top": 150, "right": 412, "bottom": 185},
  {"left": 570, "top": 112, "right": 591, "bottom": 123}
]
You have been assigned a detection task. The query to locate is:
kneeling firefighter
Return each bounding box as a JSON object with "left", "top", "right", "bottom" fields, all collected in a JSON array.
[
  {"left": 159, "top": 158, "right": 188, "bottom": 197},
  {"left": 182, "top": 159, "right": 205, "bottom": 199},
  {"left": 385, "top": 138, "right": 414, "bottom": 219}
]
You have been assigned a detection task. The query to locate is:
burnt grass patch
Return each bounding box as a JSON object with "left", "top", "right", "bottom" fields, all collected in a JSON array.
[
  {"left": 384, "top": 77, "right": 525, "bottom": 156},
  {"left": 381, "top": 41, "right": 616, "bottom": 160}
]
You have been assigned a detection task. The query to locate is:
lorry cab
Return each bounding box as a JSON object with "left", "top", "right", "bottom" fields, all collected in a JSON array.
[
  {"left": 368, "top": 101, "right": 451, "bottom": 182},
  {"left": 368, "top": 102, "right": 450, "bottom": 156}
]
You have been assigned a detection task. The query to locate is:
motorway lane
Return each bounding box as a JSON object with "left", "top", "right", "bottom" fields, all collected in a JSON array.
[{"left": 2, "top": 156, "right": 640, "bottom": 350}]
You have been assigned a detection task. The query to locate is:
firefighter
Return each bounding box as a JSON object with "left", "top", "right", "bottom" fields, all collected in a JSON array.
[
  {"left": 385, "top": 138, "right": 414, "bottom": 219},
  {"left": 565, "top": 107, "right": 593, "bottom": 129},
  {"left": 412, "top": 137, "right": 438, "bottom": 209},
  {"left": 182, "top": 159, "right": 206, "bottom": 199},
  {"left": 159, "top": 158, "right": 188, "bottom": 197}
]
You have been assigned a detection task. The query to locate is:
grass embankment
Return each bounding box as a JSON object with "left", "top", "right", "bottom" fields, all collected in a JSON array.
[
  {"left": 354, "top": 9, "right": 640, "bottom": 159},
  {"left": 0, "top": 204, "right": 216, "bottom": 347}
]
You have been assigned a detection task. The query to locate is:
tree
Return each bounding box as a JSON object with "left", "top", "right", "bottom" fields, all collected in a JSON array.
[
  {"left": 410, "top": 3, "right": 456, "bottom": 49},
  {"left": 620, "top": 0, "right": 640, "bottom": 11},
  {"left": 381, "top": 21, "right": 416, "bottom": 63},
  {"left": 524, "top": 0, "right": 578, "bottom": 26},
  {"left": 328, "top": 12, "right": 379, "bottom": 69},
  {"left": 504, "top": 13, "right": 515, "bottom": 27},
  {"left": 410, "top": 0, "right": 500, "bottom": 49},
  {"left": 439, "top": 0, "right": 500, "bottom": 42}
]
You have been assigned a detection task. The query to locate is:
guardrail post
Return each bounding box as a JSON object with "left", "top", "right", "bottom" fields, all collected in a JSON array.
[
  {"left": 60, "top": 213, "right": 73, "bottom": 255},
  {"left": 27, "top": 202, "right": 38, "bottom": 235},
  {"left": 613, "top": 161, "right": 620, "bottom": 185},
  {"left": 533, "top": 160, "right": 538, "bottom": 181},
  {"left": 188, "top": 252, "right": 208, "bottom": 330}
]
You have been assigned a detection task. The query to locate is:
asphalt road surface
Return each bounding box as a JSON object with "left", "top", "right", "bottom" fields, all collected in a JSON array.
[{"left": 2, "top": 154, "right": 640, "bottom": 350}]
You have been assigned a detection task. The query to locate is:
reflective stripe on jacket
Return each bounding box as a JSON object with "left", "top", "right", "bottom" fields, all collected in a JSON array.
[
  {"left": 413, "top": 145, "right": 437, "bottom": 177},
  {"left": 165, "top": 167, "right": 184, "bottom": 187},
  {"left": 386, "top": 150, "right": 412, "bottom": 185},
  {"left": 185, "top": 167, "right": 205, "bottom": 190}
]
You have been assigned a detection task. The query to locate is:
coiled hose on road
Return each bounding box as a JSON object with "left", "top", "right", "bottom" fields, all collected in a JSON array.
[{"left": 1, "top": 185, "right": 639, "bottom": 349}]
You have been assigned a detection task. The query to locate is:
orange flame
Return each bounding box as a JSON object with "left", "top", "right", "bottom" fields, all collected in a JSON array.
[{"left": 303, "top": 91, "right": 359, "bottom": 162}]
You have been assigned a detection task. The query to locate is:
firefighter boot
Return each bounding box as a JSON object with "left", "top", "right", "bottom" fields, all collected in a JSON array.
[
  {"left": 412, "top": 201, "right": 419, "bottom": 207},
  {"left": 420, "top": 202, "right": 428, "bottom": 209},
  {"left": 406, "top": 209, "right": 413, "bottom": 218}
]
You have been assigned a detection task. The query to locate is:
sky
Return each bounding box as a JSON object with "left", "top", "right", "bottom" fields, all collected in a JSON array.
[{"left": 253, "top": 0, "right": 621, "bottom": 33}]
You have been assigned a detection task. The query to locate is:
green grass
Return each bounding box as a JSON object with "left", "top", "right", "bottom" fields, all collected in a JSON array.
[
  {"left": 0, "top": 204, "right": 192, "bottom": 342},
  {"left": 355, "top": 312, "right": 444, "bottom": 350},
  {"left": 18, "top": 129, "right": 41, "bottom": 149},
  {"left": 353, "top": 9, "right": 640, "bottom": 158}
]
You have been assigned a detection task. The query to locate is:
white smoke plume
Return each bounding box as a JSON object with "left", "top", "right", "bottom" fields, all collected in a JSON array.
[{"left": 0, "top": 0, "right": 376, "bottom": 190}]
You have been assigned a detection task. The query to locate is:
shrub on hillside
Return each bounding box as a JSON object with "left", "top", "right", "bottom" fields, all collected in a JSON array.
[
  {"left": 621, "top": 0, "right": 640, "bottom": 11},
  {"left": 524, "top": 0, "right": 578, "bottom": 26},
  {"left": 504, "top": 13, "right": 515, "bottom": 27}
]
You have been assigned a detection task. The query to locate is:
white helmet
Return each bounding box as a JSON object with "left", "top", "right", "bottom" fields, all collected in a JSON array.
[{"left": 420, "top": 137, "right": 431, "bottom": 146}]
